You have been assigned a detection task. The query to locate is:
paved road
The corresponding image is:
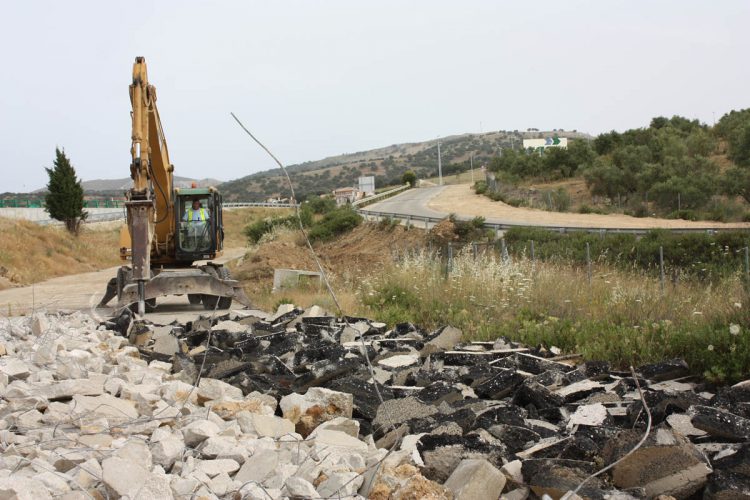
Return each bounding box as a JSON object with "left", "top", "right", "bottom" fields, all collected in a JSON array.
[
  {"left": 0, "top": 248, "right": 248, "bottom": 324},
  {"left": 363, "top": 185, "right": 750, "bottom": 232},
  {"left": 361, "top": 186, "right": 447, "bottom": 219}
]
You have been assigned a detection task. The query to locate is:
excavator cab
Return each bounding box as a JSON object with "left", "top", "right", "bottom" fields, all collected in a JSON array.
[{"left": 175, "top": 188, "right": 224, "bottom": 262}]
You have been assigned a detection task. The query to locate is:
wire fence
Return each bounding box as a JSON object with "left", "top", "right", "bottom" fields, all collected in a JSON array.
[{"left": 391, "top": 237, "right": 750, "bottom": 295}]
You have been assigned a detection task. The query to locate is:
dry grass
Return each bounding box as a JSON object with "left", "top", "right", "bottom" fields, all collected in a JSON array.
[
  {"left": 0, "top": 218, "right": 121, "bottom": 288},
  {"left": 358, "top": 249, "right": 749, "bottom": 381},
  {"left": 251, "top": 283, "right": 365, "bottom": 317}
]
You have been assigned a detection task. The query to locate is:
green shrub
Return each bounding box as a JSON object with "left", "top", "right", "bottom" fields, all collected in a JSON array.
[
  {"left": 307, "top": 207, "right": 362, "bottom": 242},
  {"left": 304, "top": 196, "right": 336, "bottom": 214},
  {"left": 550, "top": 187, "right": 571, "bottom": 212},
  {"left": 578, "top": 204, "right": 606, "bottom": 215},
  {"left": 474, "top": 180, "right": 488, "bottom": 195},
  {"left": 667, "top": 209, "right": 698, "bottom": 221},
  {"left": 244, "top": 215, "right": 298, "bottom": 244},
  {"left": 377, "top": 216, "right": 400, "bottom": 231},
  {"left": 471, "top": 216, "right": 486, "bottom": 229},
  {"left": 504, "top": 226, "right": 749, "bottom": 278}
]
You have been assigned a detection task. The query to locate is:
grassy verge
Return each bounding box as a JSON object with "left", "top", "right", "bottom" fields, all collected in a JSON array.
[
  {"left": 0, "top": 218, "right": 121, "bottom": 287},
  {"left": 358, "top": 250, "right": 749, "bottom": 383}
]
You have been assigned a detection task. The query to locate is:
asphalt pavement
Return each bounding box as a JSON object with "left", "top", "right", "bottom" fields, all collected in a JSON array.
[{"left": 361, "top": 186, "right": 447, "bottom": 219}]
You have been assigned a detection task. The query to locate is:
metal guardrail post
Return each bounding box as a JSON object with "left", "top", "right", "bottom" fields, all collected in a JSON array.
[
  {"left": 659, "top": 246, "right": 665, "bottom": 296},
  {"left": 447, "top": 243, "right": 453, "bottom": 275},
  {"left": 586, "top": 242, "right": 592, "bottom": 287}
]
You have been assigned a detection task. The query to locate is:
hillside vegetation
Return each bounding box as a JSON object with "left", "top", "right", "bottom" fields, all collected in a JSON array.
[
  {"left": 484, "top": 109, "right": 750, "bottom": 221},
  {"left": 220, "top": 129, "right": 591, "bottom": 201}
]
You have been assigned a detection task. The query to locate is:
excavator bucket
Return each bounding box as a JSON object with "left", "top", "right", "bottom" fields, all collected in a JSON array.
[{"left": 114, "top": 267, "right": 251, "bottom": 310}]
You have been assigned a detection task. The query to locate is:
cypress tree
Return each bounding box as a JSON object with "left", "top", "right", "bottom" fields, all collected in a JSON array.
[{"left": 44, "top": 147, "right": 87, "bottom": 234}]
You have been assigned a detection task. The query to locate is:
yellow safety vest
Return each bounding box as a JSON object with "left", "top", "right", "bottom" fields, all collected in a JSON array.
[{"left": 187, "top": 208, "right": 207, "bottom": 221}]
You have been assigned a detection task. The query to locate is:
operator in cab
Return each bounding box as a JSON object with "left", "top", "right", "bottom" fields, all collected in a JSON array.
[{"left": 184, "top": 199, "right": 210, "bottom": 222}]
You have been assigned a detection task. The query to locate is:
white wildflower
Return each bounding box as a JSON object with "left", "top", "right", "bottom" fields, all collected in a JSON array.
[
  {"left": 707, "top": 344, "right": 714, "bottom": 351},
  {"left": 729, "top": 324, "right": 740, "bottom": 336}
]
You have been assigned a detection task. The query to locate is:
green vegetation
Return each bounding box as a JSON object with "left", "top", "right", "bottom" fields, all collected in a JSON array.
[
  {"left": 485, "top": 110, "right": 750, "bottom": 220},
  {"left": 44, "top": 148, "right": 87, "bottom": 234},
  {"left": 306, "top": 206, "right": 362, "bottom": 242},
  {"left": 243, "top": 196, "right": 361, "bottom": 244},
  {"left": 503, "top": 226, "right": 749, "bottom": 280},
  {"left": 243, "top": 213, "right": 300, "bottom": 244},
  {"left": 358, "top": 249, "right": 749, "bottom": 383},
  {"left": 402, "top": 170, "right": 417, "bottom": 187}
]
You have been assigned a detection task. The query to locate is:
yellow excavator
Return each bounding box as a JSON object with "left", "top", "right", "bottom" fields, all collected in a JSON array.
[{"left": 100, "top": 57, "right": 250, "bottom": 315}]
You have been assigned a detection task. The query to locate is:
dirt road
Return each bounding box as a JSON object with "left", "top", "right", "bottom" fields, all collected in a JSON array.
[
  {"left": 0, "top": 248, "right": 248, "bottom": 323},
  {"left": 428, "top": 184, "right": 750, "bottom": 230}
]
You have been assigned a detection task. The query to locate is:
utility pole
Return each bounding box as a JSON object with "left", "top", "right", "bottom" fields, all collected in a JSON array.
[
  {"left": 437, "top": 138, "right": 443, "bottom": 186},
  {"left": 470, "top": 154, "right": 474, "bottom": 184}
]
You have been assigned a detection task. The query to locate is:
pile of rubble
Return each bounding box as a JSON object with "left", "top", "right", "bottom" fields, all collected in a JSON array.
[{"left": 0, "top": 307, "right": 748, "bottom": 499}]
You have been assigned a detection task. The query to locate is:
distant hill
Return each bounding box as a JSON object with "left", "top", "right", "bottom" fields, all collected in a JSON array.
[
  {"left": 26, "top": 176, "right": 223, "bottom": 195},
  {"left": 219, "top": 129, "right": 592, "bottom": 201},
  {"left": 80, "top": 176, "right": 222, "bottom": 193}
]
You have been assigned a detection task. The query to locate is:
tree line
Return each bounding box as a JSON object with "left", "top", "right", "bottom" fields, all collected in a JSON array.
[{"left": 488, "top": 109, "right": 750, "bottom": 219}]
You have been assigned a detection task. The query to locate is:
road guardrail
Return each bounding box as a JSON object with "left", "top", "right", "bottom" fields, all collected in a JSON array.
[{"left": 357, "top": 209, "right": 750, "bottom": 236}]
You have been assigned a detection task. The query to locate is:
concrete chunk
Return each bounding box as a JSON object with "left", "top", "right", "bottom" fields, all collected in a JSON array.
[
  {"left": 196, "top": 377, "right": 244, "bottom": 404},
  {"left": 317, "top": 471, "right": 364, "bottom": 498},
  {"left": 234, "top": 449, "right": 279, "bottom": 485},
  {"left": 280, "top": 387, "right": 353, "bottom": 436},
  {"left": 284, "top": 477, "right": 320, "bottom": 499},
  {"left": 378, "top": 353, "right": 420, "bottom": 369},
  {"left": 71, "top": 393, "right": 139, "bottom": 420},
  {"left": 0, "top": 359, "right": 30, "bottom": 380},
  {"left": 101, "top": 456, "right": 149, "bottom": 498},
  {"left": 0, "top": 477, "right": 53, "bottom": 500},
  {"left": 182, "top": 419, "right": 220, "bottom": 446},
  {"left": 37, "top": 378, "right": 104, "bottom": 400},
  {"left": 444, "top": 458, "right": 507, "bottom": 500},
  {"left": 237, "top": 413, "right": 294, "bottom": 438},
  {"left": 421, "top": 326, "right": 463, "bottom": 356},
  {"left": 604, "top": 428, "right": 712, "bottom": 498},
  {"left": 567, "top": 403, "right": 609, "bottom": 429},
  {"left": 197, "top": 458, "right": 240, "bottom": 478}
]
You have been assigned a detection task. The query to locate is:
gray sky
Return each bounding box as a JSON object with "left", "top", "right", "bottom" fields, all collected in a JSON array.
[{"left": 1, "top": 1, "right": 748, "bottom": 193}]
